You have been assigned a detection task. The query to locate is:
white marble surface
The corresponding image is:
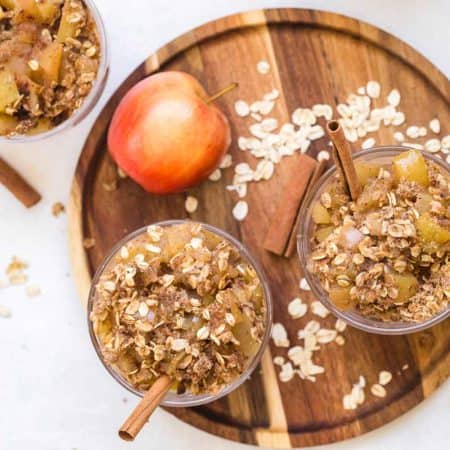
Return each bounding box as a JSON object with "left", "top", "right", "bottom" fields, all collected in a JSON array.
[{"left": 0, "top": 1, "right": 449, "bottom": 449}]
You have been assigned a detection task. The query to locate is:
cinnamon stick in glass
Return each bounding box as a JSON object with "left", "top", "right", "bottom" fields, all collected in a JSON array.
[
  {"left": 327, "top": 120, "right": 361, "bottom": 201},
  {"left": 119, "top": 375, "right": 172, "bottom": 441},
  {"left": 0, "top": 156, "right": 41, "bottom": 207},
  {"left": 263, "top": 154, "right": 317, "bottom": 256}
]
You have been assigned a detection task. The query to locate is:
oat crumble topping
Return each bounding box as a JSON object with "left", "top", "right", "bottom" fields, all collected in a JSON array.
[{"left": 90, "top": 223, "right": 267, "bottom": 395}]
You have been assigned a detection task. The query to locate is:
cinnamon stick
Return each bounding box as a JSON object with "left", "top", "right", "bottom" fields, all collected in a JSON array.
[
  {"left": 119, "top": 375, "right": 172, "bottom": 441},
  {"left": 0, "top": 156, "right": 41, "bottom": 207},
  {"left": 327, "top": 120, "right": 361, "bottom": 201},
  {"left": 263, "top": 154, "right": 317, "bottom": 256},
  {"left": 284, "top": 159, "right": 328, "bottom": 258}
]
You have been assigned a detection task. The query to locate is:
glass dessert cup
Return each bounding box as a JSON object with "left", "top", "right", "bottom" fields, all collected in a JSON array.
[
  {"left": 0, "top": 0, "right": 109, "bottom": 143},
  {"left": 88, "top": 220, "right": 273, "bottom": 407},
  {"left": 297, "top": 146, "right": 450, "bottom": 335}
]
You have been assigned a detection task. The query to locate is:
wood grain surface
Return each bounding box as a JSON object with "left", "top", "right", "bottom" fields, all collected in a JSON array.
[{"left": 67, "top": 8, "right": 450, "bottom": 447}]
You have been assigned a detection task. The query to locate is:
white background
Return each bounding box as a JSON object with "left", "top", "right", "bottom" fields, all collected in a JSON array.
[{"left": 0, "top": 1, "right": 449, "bottom": 449}]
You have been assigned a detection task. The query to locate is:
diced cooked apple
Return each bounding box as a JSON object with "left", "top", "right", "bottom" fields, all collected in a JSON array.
[
  {"left": 27, "top": 118, "right": 52, "bottom": 135},
  {"left": 232, "top": 316, "right": 259, "bottom": 357},
  {"left": 393, "top": 149, "right": 429, "bottom": 187},
  {"left": 315, "top": 225, "right": 334, "bottom": 243},
  {"left": 37, "top": 0, "right": 61, "bottom": 24},
  {"left": 312, "top": 201, "right": 331, "bottom": 224},
  {"left": 57, "top": 0, "right": 80, "bottom": 42},
  {"left": 0, "top": 114, "right": 18, "bottom": 135},
  {"left": 0, "top": 0, "right": 15, "bottom": 10},
  {"left": 36, "top": 41, "right": 63, "bottom": 84},
  {"left": 355, "top": 161, "right": 380, "bottom": 187},
  {"left": 329, "top": 286, "right": 353, "bottom": 310},
  {"left": 416, "top": 212, "right": 450, "bottom": 244},
  {"left": 14, "top": 0, "right": 43, "bottom": 21},
  {"left": 391, "top": 272, "right": 418, "bottom": 303},
  {"left": 0, "top": 70, "right": 20, "bottom": 113}
]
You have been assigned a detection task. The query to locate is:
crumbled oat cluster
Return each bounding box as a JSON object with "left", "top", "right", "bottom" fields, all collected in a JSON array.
[
  {"left": 308, "top": 150, "right": 450, "bottom": 322},
  {"left": 0, "top": 0, "right": 100, "bottom": 136},
  {"left": 90, "top": 223, "right": 267, "bottom": 395}
]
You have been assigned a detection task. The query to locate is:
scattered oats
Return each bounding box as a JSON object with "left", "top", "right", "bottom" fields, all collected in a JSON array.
[
  {"left": 0, "top": 305, "right": 12, "bottom": 318},
  {"left": 312, "top": 104, "right": 333, "bottom": 120},
  {"left": 260, "top": 118, "right": 278, "bottom": 132},
  {"left": 257, "top": 60, "right": 270, "bottom": 74},
  {"left": 429, "top": 118, "right": 440, "bottom": 134},
  {"left": 102, "top": 180, "right": 117, "bottom": 192},
  {"left": 51, "top": 202, "right": 65, "bottom": 217},
  {"left": 343, "top": 377, "right": 366, "bottom": 409},
  {"left": 357, "top": 86, "right": 366, "bottom": 95},
  {"left": 308, "top": 125, "right": 325, "bottom": 140},
  {"left": 271, "top": 323, "right": 290, "bottom": 347},
  {"left": 366, "top": 81, "right": 381, "bottom": 98},
  {"left": 255, "top": 159, "right": 274, "bottom": 180},
  {"left": 387, "top": 89, "right": 400, "bottom": 107},
  {"left": 392, "top": 111, "right": 405, "bottom": 126},
  {"left": 147, "top": 225, "right": 162, "bottom": 241},
  {"left": 402, "top": 364, "right": 409, "bottom": 371},
  {"left": 279, "top": 362, "right": 294, "bottom": 382},
  {"left": 371, "top": 383, "right": 387, "bottom": 398},
  {"left": 264, "top": 89, "right": 279, "bottom": 101},
  {"left": 335, "top": 319, "right": 347, "bottom": 333},
  {"left": 208, "top": 169, "right": 222, "bottom": 181},
  {"left": 311, "top": 301, "right": 330, "bottom": 318},
  {"left": 234, "top": 100, "right": 250, "bottom": 117},
  {"left": 83, "top": 237, "right": 96, "bottom": 249},
  {"left": 273, "top": 356, "right": 285, "bottom": 366},
  {"left": 393, "top": 131, "right": 405, "bottom": 142},
  {"left": 232, "top": 201, "right": 248, "bottom": 221},
  {"left": 335, "top": 335, "right": 345, "bottom": 346},
  {"left": 299, "top": 277, "right": 311, "bottom": 291},
  {"left": 362, "top": 137, "right": 375, "bottom": 149},
  {"left": 238, "top": 137, "right": 248, "bottom": 150},
  {"left": 418, "top": 126, "right": 427, "bottom": 137},
  {"left": 220, "top": 154, "right": 233, "bottom": 169},
  {"left": 379, "top": 370, "right": 392, "bottom": 385},
  {"left": 402, "top": 142, "right": 424, "bottom": 150},
  {"left": 424, "top": 138, "right": 440, "bottom": 153},
  {"left": 442, "top": 135, "right": 450, "bottom": 149},
  {"left": 185, "top": 196, "right": 198, "bottom": 213},
  {"left": 287, "top": 297, "right": 307, "bottom": 319},
  {"left": 251, "top": 112, "right": 262, "bottom": 122},
  {"left": 292, "top": 108, "right": 316, "bottom": 126},
  {"left": 25, "top": 284, "right": 41, "bottom": 297},
  {"left": 316, "top": 329, "right": 337, "bottom": 344},
  {"left": 406, "top": 126, "right": 420, "bottom": 139},
  {"left": 317, "top": 150, "right": 330, "bottom": 162}
]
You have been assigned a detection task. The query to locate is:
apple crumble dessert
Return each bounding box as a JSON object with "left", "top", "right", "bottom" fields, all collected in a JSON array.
[
  {"left": 308, "top": 149, "right": 449, "bottom": 322},
  {"left": 0, "top": 0, "right": 100, "bottom": 136},
  {"left": 90, "top": 222, "right": 267, "bottom": 395}
]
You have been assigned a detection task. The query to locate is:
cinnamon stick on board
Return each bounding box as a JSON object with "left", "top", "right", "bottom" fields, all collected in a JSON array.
[
  {"left": 119, "top": 375, "right": 172, "bottom": 441},
  {"left": 327, "top": 120, "right": 361, "bottom": 201},
  {"left": 0, "top": 156, "right": 41, "bottom": 207},
  {"left": 284, "top": 158, "right": 328, "bottom": 258},
  {"left": 263, "top": 154, "right": 317, "bottom": 256}
]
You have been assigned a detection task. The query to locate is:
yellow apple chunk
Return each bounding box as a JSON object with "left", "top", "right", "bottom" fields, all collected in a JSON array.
[
  {"left": 393, "top": 149, "right": 429, "bottom": 187},
  {"left": 391, "top": 273, "right": 418, "bottom": 303},
  {"left": 315, "top": 225, "right": 334, "bottom": 243},
  {"left": 355, "top": 161, "right": 380, "bottom": 187},
  {"left": 416, "top": 212, "right": 450, "bottom": 244},
  {"left": 0, "top": 114, "right": 18, "bottom": 134},
  {"left": 0, "top": 0, "right": 16, "bottom": 10},
  {"left": 0, "top": 70, "right": 20, "bottom": 113},
  {"left": 329, "top": 286, "right": 353, "bottom": 310},
  {"left": 57, "top": 0, "right": 79, "bottom": 42},
  {"left": 14, "top": 0, "right": 43, "bottom": 21},
  {"left": 312, "top": 201, "right": 331, "bottom": 224},
  {"left": 37, "top": 42, "right": 63, "bottom": 85}
]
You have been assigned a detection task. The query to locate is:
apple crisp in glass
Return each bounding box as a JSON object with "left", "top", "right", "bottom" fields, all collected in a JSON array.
[
  {"left": 307, "top": 149, "right": 449, "bottom": 323},
  {"left": 0, "top": 0, "right": 101, "bottom": 136},
  {"left": 89, "top": 221, "right": 270, "bottom": 403}
]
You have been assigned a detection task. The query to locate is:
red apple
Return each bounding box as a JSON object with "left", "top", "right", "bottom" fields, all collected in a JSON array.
[{"left": 107, "top": 71, "right": 231, "bottom": 194}]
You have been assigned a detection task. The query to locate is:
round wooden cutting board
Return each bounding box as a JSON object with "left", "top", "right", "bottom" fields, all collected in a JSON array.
[{"left": 68, "top": 8, "right": 450, "bottom": 448}]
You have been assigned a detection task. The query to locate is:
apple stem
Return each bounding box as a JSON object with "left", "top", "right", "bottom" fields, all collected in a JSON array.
[{"left": 206, "top": 82, "right": 239, "bottom": 104}]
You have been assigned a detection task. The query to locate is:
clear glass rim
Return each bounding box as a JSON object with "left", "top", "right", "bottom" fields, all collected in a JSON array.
[
  {"left": 87, "top": 220, "right": 273, "bottom": 407},
  {"left": 0, "top": 0, "right": 109, "bottom": 143},
  {"left": 297, "top": 146, "right": 450, "bottom": 335}
]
